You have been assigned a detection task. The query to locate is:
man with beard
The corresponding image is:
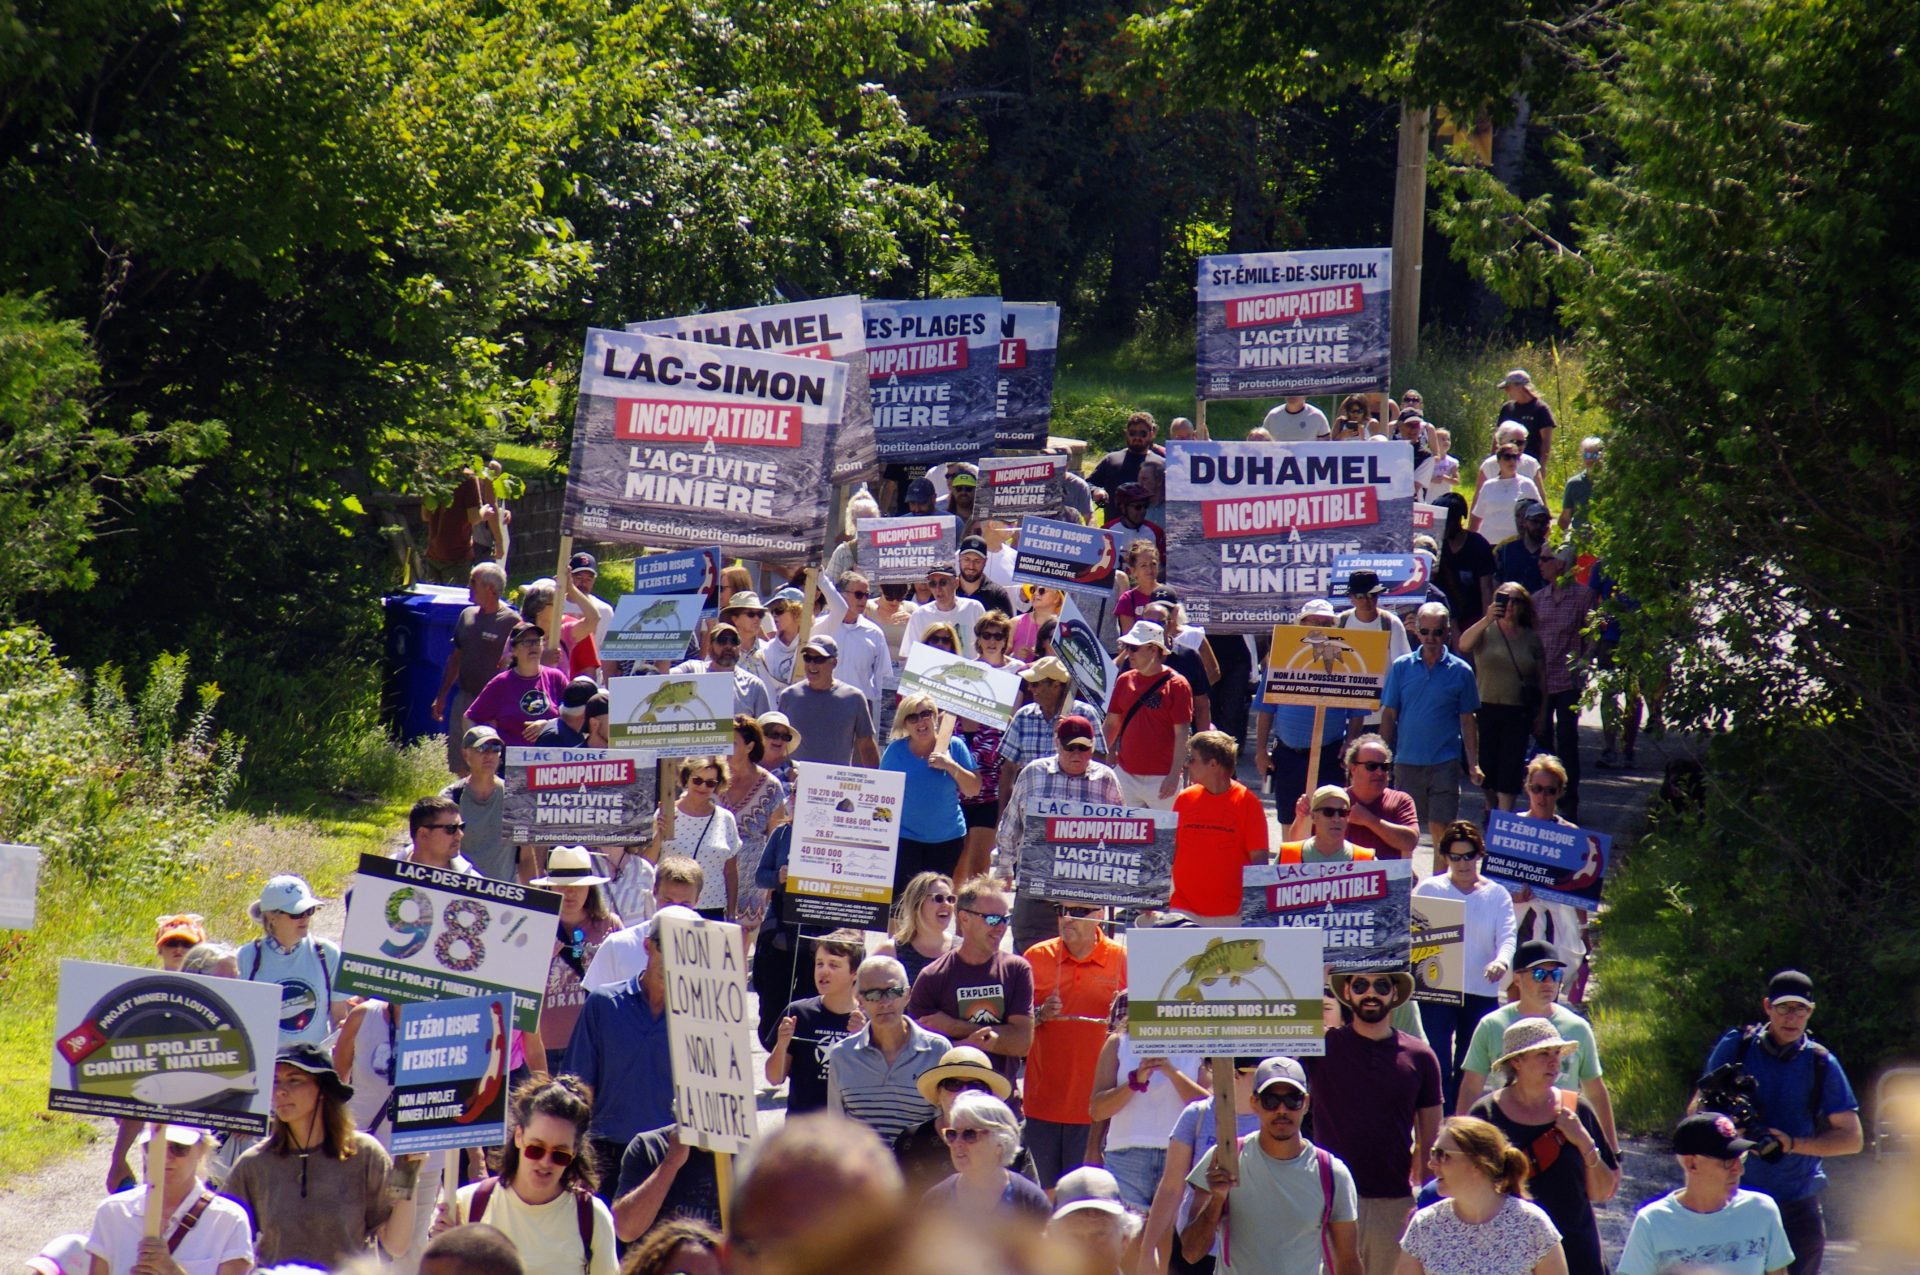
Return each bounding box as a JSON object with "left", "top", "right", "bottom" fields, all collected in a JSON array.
[
  {"left": 955, "top": 535, "right": 1013, "bottom": 615},
  {"left": 1307, "top": 972, "right": 1444, "bottom": 1275},
  {"left": 669, "top": 619, "right": 773, "bottom": 718},
  {"left": 1089, "top": 411, "right": 1165, "bottom": 517}
]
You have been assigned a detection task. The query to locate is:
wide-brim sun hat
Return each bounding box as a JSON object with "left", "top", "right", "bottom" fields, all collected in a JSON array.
[
  {"left": 1492, "top": 1017, "right": 1580, "bottom": 1071},
  {"left": 1332, "top": 970, "right": 1415, "bottom": 1011},
  {"left": 916, "top": 1044, "right": 1014, "bottom": 1104},
  {"left": 530, "top": 844, "right": 611, "bottom": 888}
]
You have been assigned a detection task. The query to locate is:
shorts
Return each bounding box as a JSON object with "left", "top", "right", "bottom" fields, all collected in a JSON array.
[
  {"left": 1114, "top": 767, "right": 1176, "bottom": 810},
  {"left": 1394, "top": 757, "right": 1463, "bottom": 827},
  {"left": 962, "top": 801, "right": 1000, "bottom": 830}
]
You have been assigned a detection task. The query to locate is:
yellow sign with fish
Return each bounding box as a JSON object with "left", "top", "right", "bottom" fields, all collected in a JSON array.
[
  {"left": 1125, "top": 927, "right": 1327, "bottom": 1057},
  {"left": 1262, "top": 623, "right": 1393, "bottom": 708}
]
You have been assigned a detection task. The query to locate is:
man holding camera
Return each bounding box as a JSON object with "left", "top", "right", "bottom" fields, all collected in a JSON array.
[{"left": 1692, "top": 970, "right": 1862, "bottom": 1274}]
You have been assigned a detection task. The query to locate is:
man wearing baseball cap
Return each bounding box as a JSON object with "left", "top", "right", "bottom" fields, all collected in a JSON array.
[
  {"left": 1103, "top": 621, "right": 1192, "bottom": 808},
  {"left": 1693, "top": 970, "right": 1861, "bottom": 1273},
  {"left": 777, "top": 633, "right": 879, "bottom": 768},
  {"left": 1048, "top": 1167, "right": 1134, "bottom": 1275},
  {"left": 900, "top": 560, "right": 985, "bottom": 658},
  {"left": 997, "top": 713, "right": 1125, "bottom": 953},
  {"left": 440, "top": 724, "right": 511, "bottom": 881},
  {"left": 564, "top": 551, "right": 615, "bottom": 649},
  {"left": 670, "top": 598, "right": 775, "bottom": 719},
  {"left": 1182, "top": 1057, "right": 1362, "bottom": 1275},
  {"left": 1254, "top": 598, "right": 1367, "bottom": 817},
  {"left": 954, "top": 533, "right": 1013, "bottom": 616},
  {"left": 1617, "top": 1113, "right": 1794, "bottom": 1275}
]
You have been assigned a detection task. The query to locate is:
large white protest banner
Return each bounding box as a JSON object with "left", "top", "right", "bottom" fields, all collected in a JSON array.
[
  {"left": 51, "top": 961, "right": 284, "bottom": 1134},
  {"left": 1165, "top": 441, "right": 1414, "bottom": 632},
  {"left": 563, "top": 329, "right": 846, "bottom": 565},
  {"left": 1126, "top": 927, "right": 1325, "bottom": 1057},
  {"left": 1196, "top": 249, "right": 1391, "bottom": 400},
  {"left": 862, "top": 298, "right": 1001, "bottom": 465},
  {"left": 629, "top": 295, "right": 876, "bottom": 483},
  {"left": 785, "top": 762, "right": 905, "bottom": 929},
  {"left": 996, "top": 302, "right": 1061, "bottom": 449},
  {"left": 338, "top": 856, "right": 561, "bottom": 1031},
  {"left": 657, "top": 912, "right": 758, "bottom": 1155}
]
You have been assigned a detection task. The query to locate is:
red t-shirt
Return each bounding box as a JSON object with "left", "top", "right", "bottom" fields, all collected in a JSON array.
[
  {"left": 1169, "top": 781, "right": 1270, "bottom": 916},
  {"left": 1345, "top": 786, "right": 1421, "bottom": 859},
  {"left": 1107, "top": 667, "right": 1193, "bottom": 775}
]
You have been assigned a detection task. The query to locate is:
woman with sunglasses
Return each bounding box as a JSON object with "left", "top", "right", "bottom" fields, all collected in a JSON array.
[
  {"left": 1467, "top": 1022, "right": 1617, "bottom": 1275},
  {"left": 85, "top": 1122, "right": 253, "bottom": 1275},
  {"left": 953, "top": 611, "right": 1018, "bottom": 882},
  {"left": 891, "top": 1045, "right": 1037, "bottom": 1196},
  {"left": 446, "top": 1076, "right": 617, "bottom": 1274},
  {"left": 1413, "top": 821, "right": 1518, "bottom": 1111},
  {"left": 1469, "top": 446, "right": 1545, "bottom": 547},
  {"left": 1510, "top": 755, "right": 1590, "bottom": 1002},
  {"left": 466, "top": 621, "right": 573, "bottom": 744},
  {"left": 1011, "top": 585, "right": 1063, "bottom": 662},
  {"left": 754, "top": 710, "right": 800, "bottom": 790},
  {"left": 922, "top": 1091, "right": 1052, "bottom": 1222},
  {"left": 1458, "top": 582, "right": 1545, "bottom": 814},
  {"left": 1396, "top": 1116, "right": 1566, "bottom": 1275},
  {"left": 652, "top": 757, "right": 742, "bottom": 922},
  {"left": 719, "top": 714, "right": 788, "bottom": 940},
  {"left": 880, "top": 692, "right": 981, "bottom": 891},
  {"left": 873, "top": 871, "right": 959, "bottom": 987},
  {"left": 1332, "top": 394, "right": 1375, "bottom": 440}
]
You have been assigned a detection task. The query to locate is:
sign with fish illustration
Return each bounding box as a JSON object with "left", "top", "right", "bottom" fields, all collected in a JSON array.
[
  {"left": 1239, "top": 859, "right": 1413, "bottom": 972},
  {"left": 388, "top": 994, "right": 514, "bottom": 1153},
  {"left": 1052, "top": 592, "right": 1117, "bottom": 714},
  {"left": 607, "top": 672, "right": 736, "bottom": 756},
  {"left": 785, "top": 761, "right": 905, "bottom": 929},
  {"left": 49, "top": 960, "right": 284, "bottom": 1134},
  {"left": 1409, "top": 895, "right": 1467, "bottom": 1006},
  {"left": 602, "top": 594, "right": 706, "bottom": 660},
  {"left": 502, "top": 747, "right": 659, "bottom": 845},
  {"left": 657, "top": 911, "right": 759, "bottom": 1155},
  {"left": 0, "top": 842, "right": 40, "bottom": 929},
  {"left": 1013, "top": 800, "right": 1175, "bottom": 910},
  {"left": 1483, "top": 811, "right": 1611, "bottom": 910},
  {"left": 1126, "top": 927, "right": 1325, "bottom": 1057},
  {"left": 855, "top": 515, "right": 960, "bottom": 585},
  {"left": 338, "top": 855, "right": 562, "bottom": 1032},
  {"left": 897, "top": 643, "right": 1022, "bottom": 729},
  {"left": 1261, "top": 623, "right": 1393, "bottom": 709}
]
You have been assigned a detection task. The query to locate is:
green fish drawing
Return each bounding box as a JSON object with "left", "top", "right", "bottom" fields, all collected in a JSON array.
[
  {"left": 1160, "top": 937, "right": 1282, "bottom": 1002},
  {"left": 636, "top": 598, "right": 683, "bottom": 630},
  {"left": 929, "top": 661, "right": 996, "bottom": 689},
  {"left": 628, "top": 681, "right": 720, "bottom": 725}
]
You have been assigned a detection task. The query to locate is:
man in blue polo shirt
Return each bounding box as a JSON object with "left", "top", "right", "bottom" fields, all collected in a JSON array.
[
  {"left": 1379, "top": 602, "right": 1482, "bottom": 866},
  {"left": 1694, "top": 970, "right": 1861, "bottom": 1275}
]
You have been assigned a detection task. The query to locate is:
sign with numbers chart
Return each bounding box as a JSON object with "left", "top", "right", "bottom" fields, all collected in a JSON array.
[{"left": 784, "top": 762, "right": 905, "bottom": 929}]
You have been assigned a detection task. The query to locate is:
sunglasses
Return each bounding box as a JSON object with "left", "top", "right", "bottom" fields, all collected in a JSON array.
[
  {"left": 1526, "top": 966, "right": 1567, "bottom": 982},
  {"left": 846, "top": 590, "right": 871, "bottom": 599},
  {"left": 939, "top": 1077, "right": 990, "bottom": 1094},
  {"left": 1256, "top": 1089, "right": 1307, "bottom": 1112},
  {"left": 1527, "top": 783, "right": 1562, "bottom": 795},
  {"left": 762, "top": 730, "right": 793, "bottom": 742},
  {"left": 928, "top": 892, "right": 958, "bottom": 905},
  {"left": 519, "top": 1142, "right": 576, "bottom": 1167},
  {"left": 859, "top": 985, "right": 908, "bottom": 1002},
  {"left": 1061, "top": 740, "right": 1095, "bottom": 752},
  {"left": 425, "top": 822, "right": 467, "bottom": 833},
  {"left": 942, "top": 1126, "right": 992, "bottom": 1145},
  {"left": 1445, "top": 850, "right": 1483, "bottom": 863},
  {"left": 906, "top": 709, "right": 936, "bottom": 723},
  {"left": 1415, "top": 627, "right": 1447, "bottom": 637},
  {"left": 802, "top": 653, "right": 829, "bottom": 664},
  {"left": 978, "top": 633, "right": 1007, "bottom": 644},
  {"left": 1353, "top": 760, "right": 1391, "bottom": 773},
  {"left": 1315, "top": 806, "right": 1350, "bottom": 818},
  {"left": 1345, "top": 976, "right": 1398, "bottom": 997},
  {"left": 475, "top": 741, "right": 505, "bottom": 753},
  {"left": 711, "top": 633, "right": 741, "bottom": 646},
  {"left": 1430, "top": 1146, "right": 1461, "bottom": 1164},
  {"left": 687, "top": 776, "right": 720, "bottom": 788},
  {"left": 1054, "top": 904, "right": 1103, "bottom": 919},
  {"left": 960, "top": 907, "right": 1011, "bottom": 927},
  {"left": 928, "top": 576, "right": 956, "bottom": 587}
]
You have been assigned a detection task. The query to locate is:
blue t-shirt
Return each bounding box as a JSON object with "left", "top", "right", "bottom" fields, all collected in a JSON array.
[
  {"left": 1380, "top": 650, "right": 1480, "bottom": 766},
  {"left": 563, "top": 975, "right": 674, "bottom": 1144},
  {"left": 1252, "top": 700, "right": 1367, "bottom": 749},
  {"left": 1617, "top": 1188, "right": 1794, "bottom": 1275},
  {"left": 1700, "top": 1028, "right": 1857, "bottom": 1202},
  {"left": 238, "top": 937, "right": 344, "bottom": 1047},
  {"left": 880, "top": 736, "right": 976, "bottom": 842}
]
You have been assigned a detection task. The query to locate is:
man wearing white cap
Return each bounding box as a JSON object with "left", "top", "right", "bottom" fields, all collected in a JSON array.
[
  {"left": 1102, "top": 621, "right": 1192, "bottom": 809},
  {"left": 1048, "top": 1167, "right": 1137, "bottom": 1275},
  {"left": 85, "top": 1123, "right": 254, "bottom": 1275}
]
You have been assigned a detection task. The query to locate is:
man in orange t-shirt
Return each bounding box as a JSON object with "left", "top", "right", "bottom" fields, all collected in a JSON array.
[
  {"left": 1169, "top": 729, "right": 1272, "bottom": 924},
  {"left": 1022, "top": 903, "right": 1127, "bottom": 1188}
]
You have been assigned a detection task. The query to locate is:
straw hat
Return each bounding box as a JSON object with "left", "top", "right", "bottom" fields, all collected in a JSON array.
[
  {"left": 915, "top": 1044, "right": 1013, "bottom": 1104},
  {"left": 530, "top": 845, "right": 611, "bottom": 888},
  {"left": 1492, "top": 1017, "right": 1580, "bottom": 1071}
]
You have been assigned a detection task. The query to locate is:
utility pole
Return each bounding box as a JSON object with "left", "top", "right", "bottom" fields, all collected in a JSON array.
[{"left": 1390, "top": 101, "right": 1430, "bottom": 378}]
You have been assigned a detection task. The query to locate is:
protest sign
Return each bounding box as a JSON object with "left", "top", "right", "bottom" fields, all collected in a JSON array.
[
  {"left": 974, "top": 455, "right": 1066, "bottom": 523},
  {"left": 657, "top": 911, "right": 758, "bottom": 1155},
  {"left": 784, "top": 762, "right": 905, "bottom": 929},
  {"left": 1014, "top": 801, "right": 1174, "bottom": 910},
  {"left": 1165, "top": 441, "right": 1415, "bottom": 633},
  {"left": 502, "top": 747, "right": 659, "bottom": 844},
  {"left": 1195, "top": 248, "right": 1392, "bottom": 400},
  {"left": 388, "top": 994, "right": 513, "bottom": 1153},
  {"left": 1011, "top": 516, "right": 1119, "bottom": 595},
  {"left": 1052, "top": 591, "right": 1117, "bottom": 714},
  {"left": 1484, "top": 811, "right": 1610, "bottom": 910},
  {"left": 862, "top": 298, "right": 1001, "bottom": 465},
  {"left": 996, "top": 302, "right": 1061, "bottom": 449},
  {"left": 603, "top": 594, "right": 705, "bottom": 660},
  {"left": 1261, "top": 623, "right": 1393, "bottom": 709},
  {"left": 1412, "top": 502, "right": 1446, "bottom": 535},
  {"left": 1326, "top": 553, "right": 1427, "bottom": 600},
  {"left": 856, "top": 515, "right": 959, "bottom": 585},
  {"left": 1410, "top": 895, "right": 1466, "bottom": 1006},
  {"left": 608, "top": 672, "right": 736, "bottom": 756},
  {"left": 897, "top": 643, "right": 1022, "bottom": 729},
  {"left": 1126, "top": 927, "right": 1325, "bottom": 1057},
  {"left": 0, "top": 842, "right": 40, "bottom": 928},
  {"left": 629, "top": 294, "right": 876, "bottom": 483},
  {"left": 629, "top": 547, "right": 724, "bottom": 617},
  {"left": 1240, "top": 859, "right": 1413, "bottom": 972},
  {"left": 50, "top": 961, "right": 283, "bottom": 1134},
  {"left": 338, "top": 856, "right": 561, "bottom": 1031},
  {"left": 562, "top": 328, "right": 846, "bottom": 565}
]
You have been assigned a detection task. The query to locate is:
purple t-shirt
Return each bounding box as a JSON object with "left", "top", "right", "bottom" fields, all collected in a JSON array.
[
  {"left": 907, "top": 949, "right": 1034, "bottom": 1086},
  {"left": 465, "top": 665, "right": 569, "bottom": 744},
  {"left": 1304, "top": 1026, "right": 1443, "bottom": 1198}
]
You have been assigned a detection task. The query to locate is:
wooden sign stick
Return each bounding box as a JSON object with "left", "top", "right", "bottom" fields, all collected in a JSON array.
[
  {"left": 143, "top": 1123, "right": 168, "bottom": 1237},
  {"left": 1303, "top": 704, "right": 1328, "bottom": 808},
  {"left": 550, "top": 534, "right": 574, "bottom": 651},
  {"left": 715, "top": 1149, "right": 734, "bottom": 1231},
  {"left": 1210, "top": 1061, "right": 1241, "bottom": 1184},
  {"left": 796, "top": 568, "right": 820, "bottom": 651}
]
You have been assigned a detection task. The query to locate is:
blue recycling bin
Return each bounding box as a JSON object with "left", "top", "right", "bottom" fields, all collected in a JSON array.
[{"left": 381, "top": 585, "right": 472, "bottom": 742}]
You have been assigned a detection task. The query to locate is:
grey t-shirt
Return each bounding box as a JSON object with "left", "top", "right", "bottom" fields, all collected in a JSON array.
[
  {"left": 777, "top": 681, "right": 876, "bottom": 766},
  {"left": 452, "top": 604, "right": 523, "bottom": 697},
  {"left": 441, "top": 776, "right": 511, "bottom": 880}
]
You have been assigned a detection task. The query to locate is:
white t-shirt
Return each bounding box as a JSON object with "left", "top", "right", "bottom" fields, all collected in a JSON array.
[
  {"left": 89, "top": 1185, "right": 254, "bottom": 1275},
  {"left": 457, "top": 1181, "right": 619, "bottom": 1275},
  {"left": 1479, "top": 452, "right": 1543, "bottom": 484},
  {"left": 581, "top": 924, "right": 647, "bottom": 992},
  {"left": 901, "top": 596, "right": 985, "bottom": 658},
  {"left": 1336, "top": 607, "right": 1410, "bottom": 661},
  {"left": 565, "top": 594, "right": 616, "bottom": 649},
  {"left": 1470, "top": 475, "right": 1545, "bottom": 546},
  {"left": 1262, "top": 402, "right": 1331, "bottom": 441},
  {"left": 1617, "top": 1189, "right": 1794, "bottom": 1275}
]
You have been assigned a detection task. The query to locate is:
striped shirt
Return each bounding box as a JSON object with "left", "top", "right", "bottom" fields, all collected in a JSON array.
[
  {"left": 996, "top": 699, "right": 1109, "bottom": 775},
  {"left": 995, "top": 756, "right": 1126, "bottom": 859},
  {"left": 825, "top": 1018, "right": 949, "bottom": 1145},
  {"left": 1531, "top": 579, "right": 1595, "bottom": 695}
]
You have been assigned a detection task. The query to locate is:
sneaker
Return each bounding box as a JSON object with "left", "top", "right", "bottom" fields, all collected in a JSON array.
[{"left": 1597, "top": 748, "right": 1618, "bottom": 770}]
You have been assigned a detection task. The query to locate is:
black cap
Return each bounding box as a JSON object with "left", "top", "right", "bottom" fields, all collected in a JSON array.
[
  {"left": 1149, "top": 584, "right": 1181, "bottom": 603},
  {"left": 1766, "top": 969, "right": 1814, "bottom": 1007},
  {"left": 1673, "top": 1112, "right": 1756, "bottom": 1159},
  {"left": 1514, "top": 939, "right": 1562, "bottom": 970},
  {"left": 958, "top": 535, "right": 989, "bottom": 557},
  {"left": 561, "top": 676, "right": 599, "bottom": 709},
  {"left": 1346, "top": 570, "right": 1387, "bottom": 596},
  {"left": 584, "top": 691, "right": 610, "bottom": 720},
  {"left": 905, "top": 477, "right": 937, "bottom": 502},
  {"left": 569, "top": 551, "right": 598, "bottom": 573}
]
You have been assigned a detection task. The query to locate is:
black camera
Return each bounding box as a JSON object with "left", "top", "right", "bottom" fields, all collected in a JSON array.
[{"left": 1695, "top": 1063, "right": 1788, "bottom": 1162}]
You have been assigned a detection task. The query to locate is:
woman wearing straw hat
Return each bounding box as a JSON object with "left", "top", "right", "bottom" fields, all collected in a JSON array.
[
  {"left": 531, "top": 846, "right": 624, "bottom": 1058},
  {"left": 1468, "top": 1020, "right": 1618, "bottom": 1275},
  {"left": 890, "top": 1044, "right": 1037, "bottom": 1197}
]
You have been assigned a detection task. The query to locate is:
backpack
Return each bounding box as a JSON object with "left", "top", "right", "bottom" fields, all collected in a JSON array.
[
  {"left": 1279, "top": 841, "right": 1375, "bottom": 864},
  {"left": 245, "top": 937, "right": 336, "bottom": 1007},
  {"left": 1219, "top": 1134, "right": 1339, "bottom": 1273},
  {"left": 1734, "top": 1025, "right": 1833, "bottom": 1136},
  {"left": 469, "top": 1176, "right": 596, "bottom": 1268}
]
